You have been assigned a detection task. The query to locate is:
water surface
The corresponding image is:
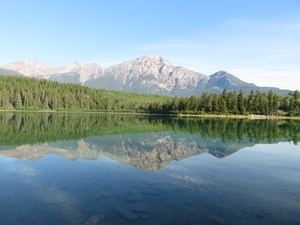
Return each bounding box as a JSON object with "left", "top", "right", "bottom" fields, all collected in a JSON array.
[{"left": 0, "top": 113, "right": 299, "bottom": 225}]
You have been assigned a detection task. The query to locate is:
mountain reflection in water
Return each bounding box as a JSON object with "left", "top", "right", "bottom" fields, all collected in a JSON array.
[
  {"left": 0, "top": 112, "right": 299, "bottom": 225},
  {"left": 0, "top": 112, "right": 299, "bottom": 169}
]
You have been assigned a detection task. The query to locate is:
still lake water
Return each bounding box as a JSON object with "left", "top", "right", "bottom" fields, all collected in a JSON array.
[{"left": 0, "top": 113, "right": 299, "bottom": 225}]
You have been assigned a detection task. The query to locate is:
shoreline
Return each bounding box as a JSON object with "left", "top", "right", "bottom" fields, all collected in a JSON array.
[
  {"left": 171, "top": 114, "right": 300, "bottom": 120},
  {"left": 0, "top": 109, "right": 299, "bottom": 120}
]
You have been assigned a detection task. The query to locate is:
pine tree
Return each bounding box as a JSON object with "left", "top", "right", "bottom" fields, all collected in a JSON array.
[{"left": 237, "top": 89, "right": 246, "bottom": 115}]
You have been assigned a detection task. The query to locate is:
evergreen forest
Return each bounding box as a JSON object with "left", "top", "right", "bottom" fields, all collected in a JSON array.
[
  {"left": 0, "top": 75, "right": 299, "bottom": 116},
  {"left": 0, "top": 75, "right": 170, "bottom": 112}
]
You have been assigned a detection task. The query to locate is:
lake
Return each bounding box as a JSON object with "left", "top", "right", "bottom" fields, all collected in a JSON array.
[{"left": 0, "top": 112, "right": 299, "bottom": 225}]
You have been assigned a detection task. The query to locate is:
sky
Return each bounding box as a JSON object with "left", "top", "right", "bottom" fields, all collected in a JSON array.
[{"left": 0, "top": 0, "right": 299, "bottom": 90}]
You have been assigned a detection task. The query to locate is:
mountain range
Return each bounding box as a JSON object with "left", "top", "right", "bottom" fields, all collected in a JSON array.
[{"left": 0, "top": 55, "right": 291, "bottom": 96}]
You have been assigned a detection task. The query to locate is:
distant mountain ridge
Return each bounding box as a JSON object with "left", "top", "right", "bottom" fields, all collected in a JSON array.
[
  {"left": 0, "top": 68, "right": 24, "bottom": 76},
  {"left": 0, "top": 55, "right": 290, "bottom": 96}
]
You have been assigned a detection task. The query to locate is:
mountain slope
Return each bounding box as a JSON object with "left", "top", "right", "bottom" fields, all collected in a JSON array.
[
  {"left": 0, "top": 68, "right": 24, "bottom": 76},
  {"left": 2, "top": 59, "right": 55, "bottom": 76},
  {"left": 0, "top": 56, "right": 291, "bottom": 96},
  {"left": 2, "top": 60, "right": 104, "bottom": 85},
  {"left": 85, "top": 55, "right": 207, "bottom": 95},
  {"left": 200, "top": 71, "right": 288, "bottom": 95}
]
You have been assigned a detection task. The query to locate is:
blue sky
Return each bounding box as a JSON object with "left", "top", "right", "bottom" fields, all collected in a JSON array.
[{"left": 0, "top": 0, "right": 299, "bottom": 90}]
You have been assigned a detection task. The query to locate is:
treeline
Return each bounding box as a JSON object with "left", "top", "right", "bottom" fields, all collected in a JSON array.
[
  {"left": 148, "top": 89, "right": 300, "bottom": 116},
  {"left": 0, "top": 113, "right": 299, "bottom": 146},
  {"left": 0, "top": 75, "right": 169, "bottom": 111},
  {"left": 0, "top": 75, "right": 299, "bottom": 116}
]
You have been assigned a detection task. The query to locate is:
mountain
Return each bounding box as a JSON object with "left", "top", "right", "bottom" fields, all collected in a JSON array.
[
  {"left": 0, "top": 55, "right": 291, "bottom": 96},
  {"left": 1, "top": 59, "right": 104, "bottom": 85},
  {"left": 50, "top": 62, "right": 104, "bottom": 84},
  {"left": 85, "top": 55, "right": 209, "bottom": 96},
  {"left": 1, "top": 59, "right": 55, "bottom": 76},
  {"left": 0, "top": 68, "right": 24, "bottom": 76}
]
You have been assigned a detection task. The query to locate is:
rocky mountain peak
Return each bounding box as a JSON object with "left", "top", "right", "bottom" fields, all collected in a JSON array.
[
  {"left": 53, "top": 62, "right": 104, "bottom": 84},
  {"left": 152, "top": 54, "right": 172, "bottom": 65},
  {"left": 56, "top": 61, "right": 81, "bottom": 73},
  {"left": 1, "top": 59, "right": 55, "bottom": 76},
  {"left": 23, "top": 59, "right": 44, "bottom": 65},
  {"left": 78, "top": 63, "right": 104, "bottom": 83},
  {"left": 81, "top": 63, "right": 103, "bottom": 72},
  {"left": 134, "top": 55, "right": 172, "bottom": 68},
  {"left": 211, "top": 70, "right": 230, "bottom": 77}
]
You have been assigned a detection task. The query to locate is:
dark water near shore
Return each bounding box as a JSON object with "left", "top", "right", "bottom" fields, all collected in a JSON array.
[{"left": 0, "top": 112, "right": 299, "bottom": 225}]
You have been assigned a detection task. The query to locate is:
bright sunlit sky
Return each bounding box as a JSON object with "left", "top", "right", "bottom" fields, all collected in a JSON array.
[{"left": 0, "top": 0, "right": 299, "bottom": 90}]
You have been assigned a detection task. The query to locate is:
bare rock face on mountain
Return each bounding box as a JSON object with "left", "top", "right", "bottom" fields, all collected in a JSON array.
[
  {"left": 55, "top": 62, "right": 104, "bottom": 84},
  {"left": 2, "top": 59, "right": 55, "bottom": 76},
  {"left": 0, "top": 55, "right": 290, "bottom": 96},
  {"left": 2, "top": 60, "right": 104, "bottom": 85},
  {"left": 85, "top": 55, "right": 207, "bottom": 95}
]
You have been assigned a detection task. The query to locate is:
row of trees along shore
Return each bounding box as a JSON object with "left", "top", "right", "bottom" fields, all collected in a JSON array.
[
  {"left": 0, "top": 75, "right": 299, "bottom": 116},
  {"left": 149, "top": 89, "right": 300, "bottom": 116}
]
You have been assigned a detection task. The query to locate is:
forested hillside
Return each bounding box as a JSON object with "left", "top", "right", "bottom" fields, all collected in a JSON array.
[
  {"left": 0, "top": 75, "right": 299, "bottom": 116},
  {"left": 0, "top": 75, "right": 170, "bottom": 111}
]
